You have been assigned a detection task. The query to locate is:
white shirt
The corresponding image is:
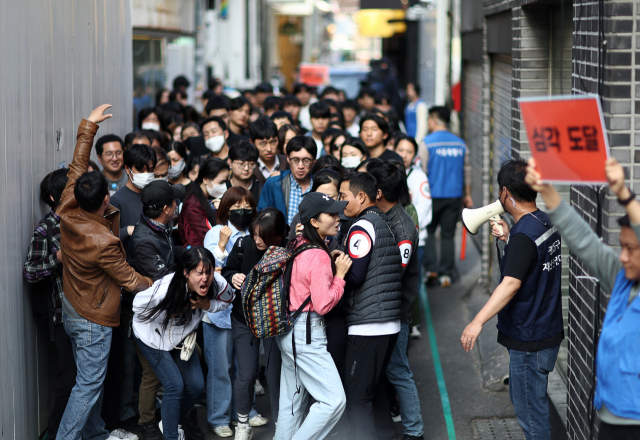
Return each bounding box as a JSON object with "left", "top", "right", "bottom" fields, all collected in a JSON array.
[
  {"left": 406, "top": 165, "right": 433, "bottom": 246},
  {"left": 258, "top": 155, "right": 281, "bottom": 180},
  {"left": 133, "top": 272, "right": 233, "bottom": 350}
]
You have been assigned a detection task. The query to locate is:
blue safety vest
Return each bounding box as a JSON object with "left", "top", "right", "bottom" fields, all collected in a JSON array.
[
  {"left": 424, "top": 131, "right": 466, "bottom": 198},
  {"left": 593, "top": 269, "right": 640, "bottom": 420},
  {"left": 405, "top": 99, "right": 423, "bottom": 138},
  {"left": 497, "top": 211, "right": 563, "bottom": 342}
]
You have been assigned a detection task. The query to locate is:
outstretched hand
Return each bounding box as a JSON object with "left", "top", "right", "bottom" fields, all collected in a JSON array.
[
  {"left": 605, "top": 158, "right": 628, "bottom": 198},
  {"left": 88, "top": 104, "right": 113, "bottom": 124}
]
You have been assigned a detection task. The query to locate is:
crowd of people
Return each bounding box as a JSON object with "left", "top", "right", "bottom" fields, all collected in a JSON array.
[{"left": 27, "top": 73, "right": 640, "bottom": 440}]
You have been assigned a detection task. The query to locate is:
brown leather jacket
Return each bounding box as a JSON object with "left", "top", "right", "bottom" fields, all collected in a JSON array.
[{"left": 58, "top": 119, "right": 152, "bottom": 327}]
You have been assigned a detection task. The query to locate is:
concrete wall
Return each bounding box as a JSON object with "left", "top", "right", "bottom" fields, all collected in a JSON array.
[{"left": 0, "top": 1, "right": 133, "bottom": 436}]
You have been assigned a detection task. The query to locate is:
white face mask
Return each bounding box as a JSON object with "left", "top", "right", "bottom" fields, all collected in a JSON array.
[
  {"left": 128, "top": 171, "right": 154, "bottom": 190},
  {"left": 205, "top": 135, "right": 225, "bottom": 153},
  {"left": 168, "top": 159, "right": 186, "bottom": 180},
  {"left": 341, "top": 156, "right": 363, "bottom": 169},
  {"left": 206, "top": 182, "right": 227, "bottom": 199},
  {"left": 141, "top": 122, "right": 160, "bottom": 132}
]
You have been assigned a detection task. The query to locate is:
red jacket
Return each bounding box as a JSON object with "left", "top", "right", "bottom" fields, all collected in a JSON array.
[{"left": 179, "top": 194, "right": 213, "bottom": 247}]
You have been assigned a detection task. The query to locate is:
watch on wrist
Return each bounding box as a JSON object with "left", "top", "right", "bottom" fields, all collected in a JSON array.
[{"left": 618, "top": 190, "right": 636, "bottom": 206}]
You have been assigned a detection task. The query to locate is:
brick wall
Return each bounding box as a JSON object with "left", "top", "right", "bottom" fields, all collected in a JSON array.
[{"left": 567, "top": 1, "right": 636, "bottom": 439}]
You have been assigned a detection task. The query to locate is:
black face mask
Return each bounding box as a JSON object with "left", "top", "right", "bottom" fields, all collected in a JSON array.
[{"left": 229, "top": 208, "right": 254, "bottom": 229}]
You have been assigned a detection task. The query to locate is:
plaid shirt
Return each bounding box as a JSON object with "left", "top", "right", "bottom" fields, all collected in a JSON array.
[
  {"left": 23, "top": 210, "right": 63, "bottom": 324},
  {"left": 287, "top": 174, "right": 313, "bottom": 224}
]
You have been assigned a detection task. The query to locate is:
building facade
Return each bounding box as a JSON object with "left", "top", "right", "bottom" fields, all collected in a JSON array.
[
  {"left": 457, "top": 0, "right": 636, "bottom": 438},
  {"left": 0, "top": 1, "right": 133, "bottom": 437}
]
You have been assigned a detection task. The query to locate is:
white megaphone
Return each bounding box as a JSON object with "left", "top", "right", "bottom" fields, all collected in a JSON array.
[{"left": 461, "top": 200, "right": 505, "bottom": 236}]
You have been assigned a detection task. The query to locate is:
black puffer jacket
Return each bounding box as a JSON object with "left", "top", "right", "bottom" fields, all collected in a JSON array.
[
  {"left": 343, "top": 210, "right": 403, "bottom": 326},
  {"left": 384, "top": 203, "right": 420, "bottom": 323},
  {"left": 130, "top": 215, "right": 183, "bottom": 281}
]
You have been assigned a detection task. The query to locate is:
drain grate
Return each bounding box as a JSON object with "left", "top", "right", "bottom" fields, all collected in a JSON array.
[{"left": 473, "top": 418, "right": 525, "bottom": 440}]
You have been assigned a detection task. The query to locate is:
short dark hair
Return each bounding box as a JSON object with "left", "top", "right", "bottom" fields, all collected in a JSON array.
[
  {"left": 40, "top": 168, "right": 69, "bottom": 209},
  {"left": 163, "top": 141, "right": 189, "bottom": 160},
  {"left": 357, "top": 157, "right": 383, "bottom": 172},
  {"left": 216, "top": 187, "right": 256, "bottom": 225},
  {"left": 340, "top": 138, "right": 370, "bottom": 161},
  {"left": 181, "top": 122, "right": 202, "bottom": 140},
  {"left": 368, "top": 162, "right": 404, "bottom": 203},
  {"left": 311, "top": 168, "right": 342, "bottom": 192},
  {"left": 270, "top": 111, "right": 294, "bottom": 125},
  {"left": 359, "top": 113, "right": 390, "bottom": 135},
  {"left": 124, "top": 144, "right": 157, "bottom": 171},
  {"left": 201, "top": 116, "right": 228, "bottom": 132},
  {"left": 249, "top": 116, "right": 279, "bottom": 142},
  {"left": 293, "top": 83, "right": 312, "bottom": 95},
  {"left": 320, "top": 86, "right": 339, "bottom": 98},
  {"left": 143, "top": 129, "right": 162, "bottom": 145},
  {"left": 137, "top": 107, "right": 166, "bottom": 131},
  {"left": 410, "top": 82, "right": 421, "bottom": 95},
  {"left": 342, "top": 172, "right": 377, "bottom": 202},
  {"left": 285, "top": 135, "right": 317, "bottom": 158},
  {"left": 254, "top": 82, "right": 274, "bottom": 94},
  {"left": 264, "top": 96, "right": 283, "bottom": 112},
  {"left": 205, "top": 96, "right": 230, "bottom": 114},
  {"left": 283, "top": 95, "right": 301, "bottom": 107},
  {"left": 250, "top": 207, "right": 287, "bottom": 247},
  {"left": 202, "top": 90, "right": 217, "bottom": 101},
  {"left": 124, "top": 131, "right": 150, "bottom": 149},
  {"left": 230, "top": 96, "right": 251, "bottom": 111},
  {"left": 228, "top": 141, "right": 259, "bottom": 162},
  {"left": 309, "top": 102, "right": 331, "bottom": 119},
  {"left": 311, "top": 155, "right": 343, "bottom": 176},
  {"left": 173, "top": 75, "right": 191, "bottom": 89},
  {"left": 428, "top": 106, "right": 451, "bottom": 125},
  {"left": 497, "top": 159, "right": 537, "bottom": 203},
  {"left": 358, "top": 87, "right": 376, "bottom": 99},
  {"left": 95, "top": 134, "right": 124, "bottom": 156},
  {"left": 342, "top": 99, "right": 360, "bottom": 112},
  {"left": 375, "top": 92, "right": 390, "bottom": 105},
  {"left": 75, "top": 171, "right": 109, "bottom": 213}
]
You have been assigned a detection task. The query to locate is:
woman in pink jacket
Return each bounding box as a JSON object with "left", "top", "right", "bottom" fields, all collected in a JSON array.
[{"left": 274, "top": 192, "right": 353, "bottom": 440}]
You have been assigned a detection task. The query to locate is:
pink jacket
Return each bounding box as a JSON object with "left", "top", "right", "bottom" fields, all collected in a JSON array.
[{"left": 289, "top": 246, "right": 346, "bottom": 316}]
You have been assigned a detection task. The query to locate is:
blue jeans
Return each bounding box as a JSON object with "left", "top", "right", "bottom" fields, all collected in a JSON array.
[
  {"left": 386, "top": 323, "right": 424, "bottom": 437},
  {"left": 508, "top": 344, "right": 560, "bottom": 440},
  {"left": 202, "top": 322, "right": 257, "bottom": 428},
  {"left": 57, "top": 311, "right": 112, "bottom": 440},
  {"left": 275, "top": 312, "right": 346, "bottom": 440},
  {"left": 135, "top": 336, "right": 205, "bottom": 440}
]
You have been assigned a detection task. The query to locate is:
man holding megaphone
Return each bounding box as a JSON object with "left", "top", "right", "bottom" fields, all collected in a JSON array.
[{"left": 460, "top": 159, "right": 563, "bottom": 440}]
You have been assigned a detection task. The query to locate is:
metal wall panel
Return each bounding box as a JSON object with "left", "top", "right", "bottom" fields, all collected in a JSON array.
[{"left": 0, "top": 1, "right": 133, "bottom": 437}]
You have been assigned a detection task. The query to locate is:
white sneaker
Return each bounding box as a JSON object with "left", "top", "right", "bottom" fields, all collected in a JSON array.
[
  {"left": 108, "top": 428, "right": 139, "bottom": 439},
  {"left": 248, "top": 413, "right": 268, "bottom": 426},
  {"left": 213, "top": 425, "right": 234, "bottom": 437},
  {"left": 255, "top": 379, "right": 265, "bottom": 396},
  {"left": 235, "top": 423, "right": 253, "bottom": 440},
  {"left": 410, "top": 326, "right": 422, "bottom": 339}
]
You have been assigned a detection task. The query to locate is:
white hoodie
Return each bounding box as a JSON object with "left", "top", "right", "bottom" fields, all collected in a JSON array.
[{"left": 133, "top": 272, "right": 233, "bottom": 350}]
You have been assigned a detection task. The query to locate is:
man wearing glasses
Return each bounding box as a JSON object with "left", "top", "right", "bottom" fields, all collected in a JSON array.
[
  {"left": 258, "top": 136, "right": 317, "bottom": 225},
  {"left": 249, "top": 116, "right": 289, "bottom": 184},
  {"left": 95, "top": 134, "right": 126, "bottom": 194},
  {"left": 225, "top": 141, "right": 264, "bottom": 205}
]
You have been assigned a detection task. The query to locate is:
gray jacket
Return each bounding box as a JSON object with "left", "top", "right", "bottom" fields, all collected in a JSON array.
[
  {"left": 385, "top": 203, "right": 420, "bottom": 323},
  {"left": 344, "top": 209, "right": 403, "bottom": 326}
]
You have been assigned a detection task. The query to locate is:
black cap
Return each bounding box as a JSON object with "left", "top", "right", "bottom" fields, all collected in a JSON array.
[
  {"left": 141, "top": 181, "right": 186, "bottom": 209},
  {"left": 298, "top": 192, "right": 348, "bottom": 224}
]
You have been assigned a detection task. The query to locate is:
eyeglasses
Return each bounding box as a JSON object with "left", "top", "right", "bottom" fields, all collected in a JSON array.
[
  {"left": 102, "top": 151, "right": 123, "bottom": 159},
  {"left": 256, "top": 139, "right": 279, "bottom": 148},
  {"left": 233, "top": 161, "right": 257, "bottom": 170},
  {"left": 289, "top": 157, "right": 314, "bottom": 166}
]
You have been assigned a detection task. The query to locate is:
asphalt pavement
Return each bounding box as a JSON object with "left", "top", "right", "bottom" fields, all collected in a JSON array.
[{"left": 198, "top": 226, "right": 520, "bottom": 440}]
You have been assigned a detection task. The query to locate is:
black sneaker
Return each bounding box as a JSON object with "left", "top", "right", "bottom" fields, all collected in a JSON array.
[
  {"left": 180, "top": 408, "right": 205, "bottom": 440},
  {"left": 138, "top": 422, "right": 162, "bottom": 440}
]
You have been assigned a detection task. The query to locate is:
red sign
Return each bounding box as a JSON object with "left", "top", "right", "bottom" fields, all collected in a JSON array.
[
  {"left": 519, "top": 95, "right": 610, "bottom": 184},
  {"left": 299, "top": 63, "right": 330, "bottom": 87}
]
